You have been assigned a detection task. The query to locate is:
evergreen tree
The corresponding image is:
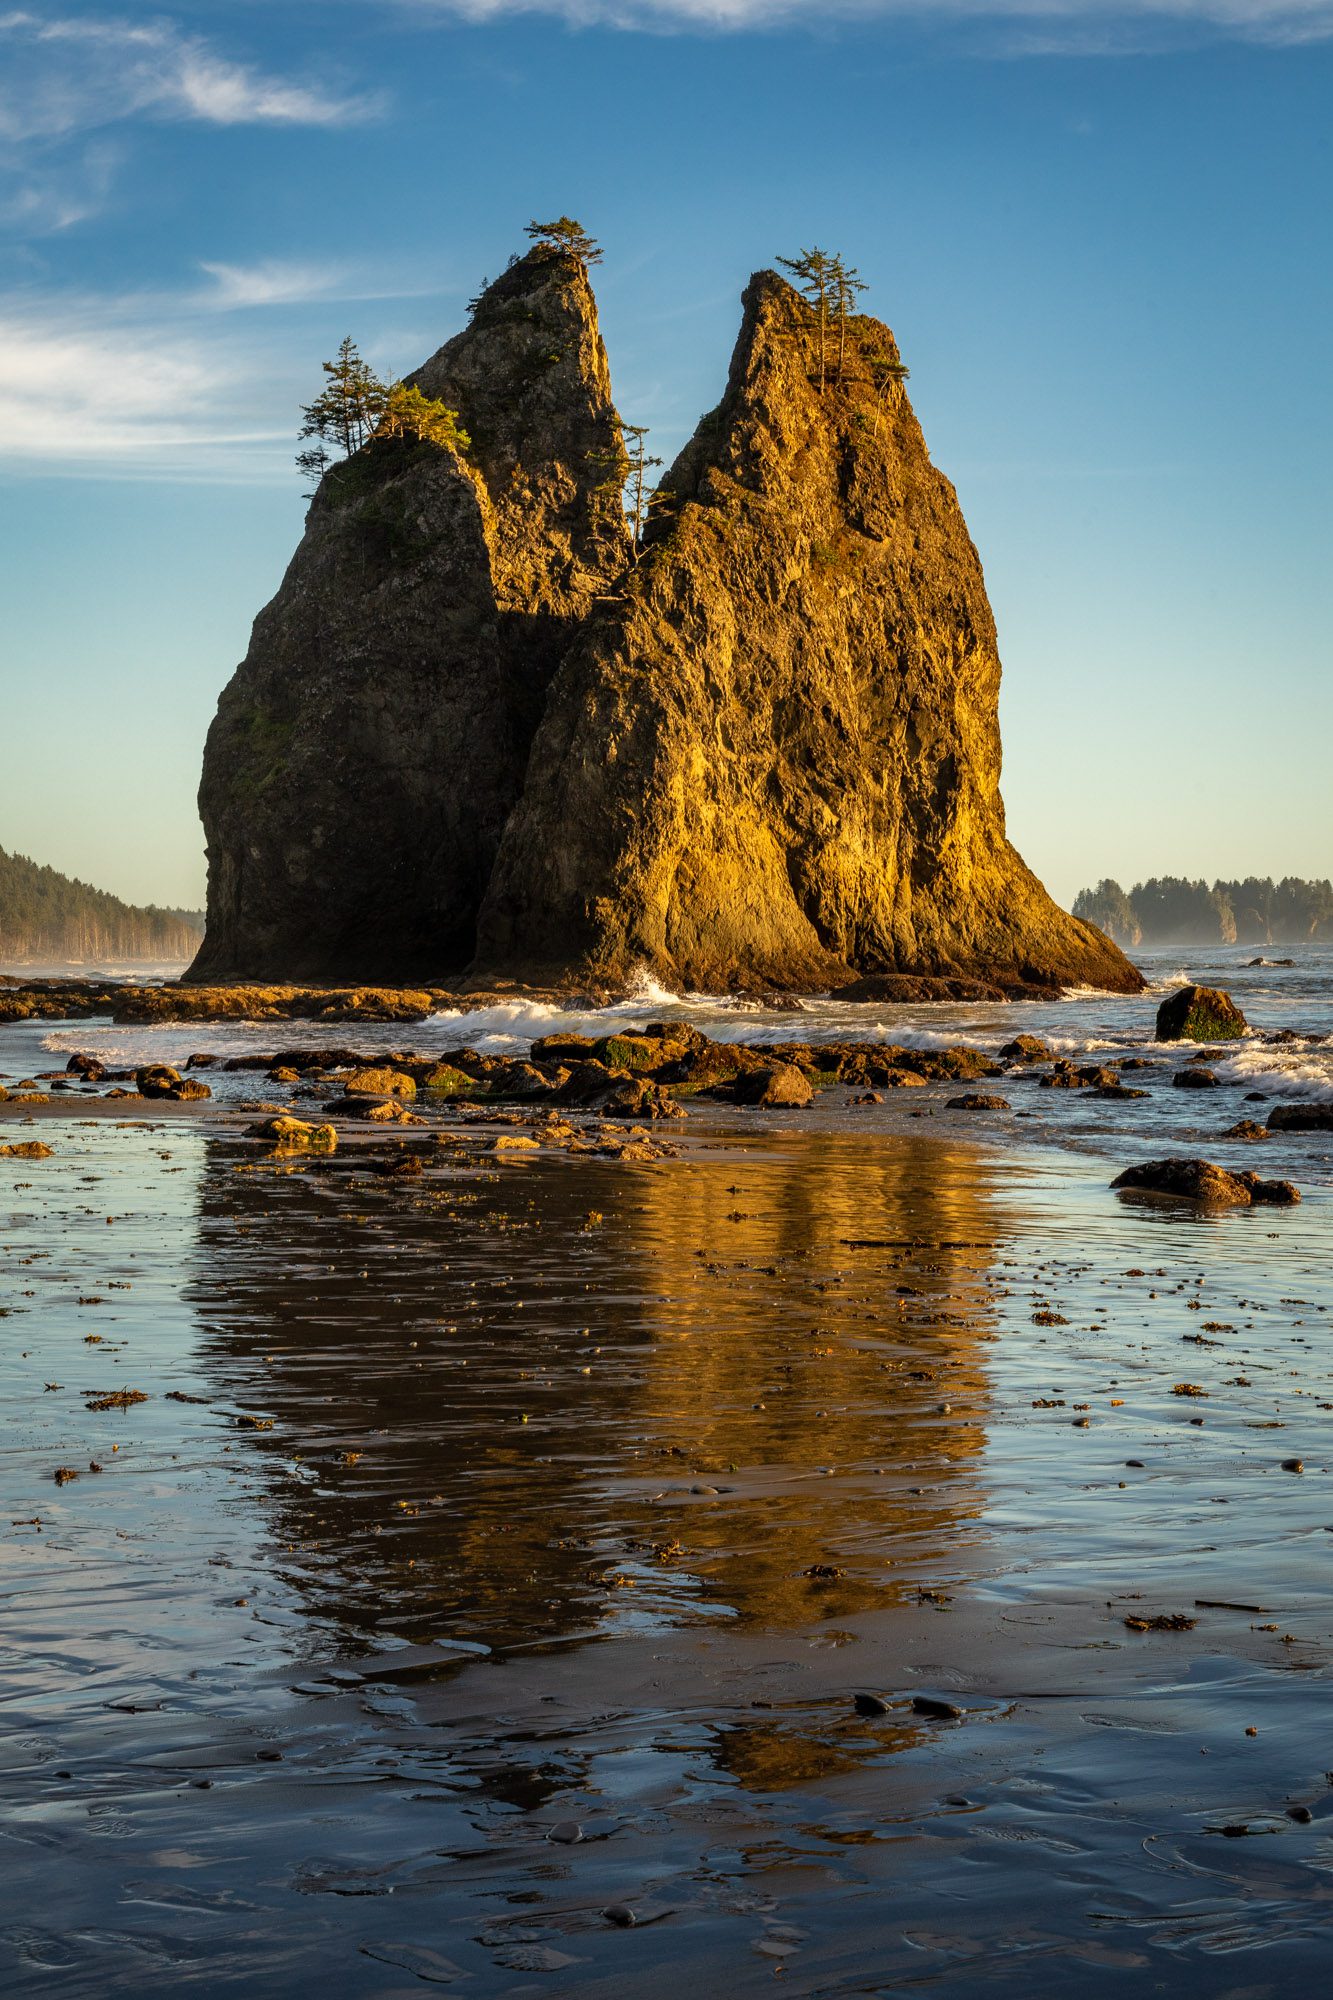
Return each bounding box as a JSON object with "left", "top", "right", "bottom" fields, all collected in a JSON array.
[
  {"left": 620, "top": 422, "right": 663, "bottom": 552},
  {"left": 376, "top": 382, "right": 471, "bottom": 455},
  {"left": 1072, "top": 878, "right": 1139, "bottom": 945},
  {"left": 829, "top": 254, "right": 868, "bottom": 380},
  {"left": 296, "top": 342, "right": 469, "bottom": 491},
  {"left": 777, "top": 246, "right": 837, "bottom": 391},
  {"left": 525, "top": 216, "right": 603, "bottom": 265},
  {"left": 298, "top": 337, "right": 385, "bottom": 470}
]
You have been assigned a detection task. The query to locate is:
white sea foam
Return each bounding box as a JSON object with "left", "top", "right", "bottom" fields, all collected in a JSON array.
[{"left": 1215, "top": 1043, "right": 1333, "bottom": 1103}]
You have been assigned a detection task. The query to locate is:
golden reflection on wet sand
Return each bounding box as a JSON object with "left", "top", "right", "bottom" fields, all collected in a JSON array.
[{"left": 188, "top": 1127, "right": 1005, "bottom": 1649}]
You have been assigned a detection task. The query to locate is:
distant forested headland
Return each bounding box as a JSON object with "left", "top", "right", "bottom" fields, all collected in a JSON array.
[
  {"left": 0, "top": 845, "right": 202, "bottom": 966},
  {"left": 1075, "top": 876, "right": 1332, "bottom": 948}
]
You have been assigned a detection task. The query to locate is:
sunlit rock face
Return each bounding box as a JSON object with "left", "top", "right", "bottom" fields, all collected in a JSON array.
[{"left": 476, "top": 272, "right": 1140, "bottom": 996}]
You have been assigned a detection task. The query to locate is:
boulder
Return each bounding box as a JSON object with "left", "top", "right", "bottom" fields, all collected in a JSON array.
[
  {"left": 733, "top": 1063, "right": 814, "bottom": 1108},
  {"left": 530, "top": 1032, "right": 597, "bottom": 1061},
  {"left": 1172, "top": 1068, "right": 1220, "bottom": 1090},
  {"left": 1222, "top": 1119, "right": 1269, "bottom": 1141},
  {"left": 337, "top": 1096, "right": 417, "bottom": 1123},
  {"left": 340, "top": 1067, "right": 417, "bottom": 1100},
  {"left": 946, "top": 1092, "right": 1011, "bottom": 1111},
  {"left": 1000, "top": 1035, "right": 1052, "bottom": 1062},
  {"left": 592, "top": 1033, "right": 663, "bottom": 1073},
  {"left": 246, "top": 1116, "right": 337, "bottom": 1152},
  {"left": 1155, "top": 985, "right": 1247, "bottom": 1043},
  {"left": 1042, "top": 1064, "right": 1120, "bottom": 1090},
  {"left": 170, "top": 1077, "right": 213, "bottom": 1102},
  {"left": 134, "top": 1064, "right": 211, "bottom": 1102},
  {"left": 135, "top": 1063, "right": 184, "bottom": 1097},
  {"left": 416, "top": 1062, "right": 477, "bottom": 1098},
  {"left": 1110, "top": 1158, "right": 1298, "bottom": 1207},
  {"left": 1237, "top": 1172, "right": 1300, "bottom": 1206},
  {"left": 602, "top": 1078, "right": 686, "bottom": 1119},
  {"left": 1267, "top": 1103, "right": 1333, "bottom": 1132}
]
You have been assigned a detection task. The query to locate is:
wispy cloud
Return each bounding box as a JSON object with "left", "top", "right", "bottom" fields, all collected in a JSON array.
[
  {"left": 0, "top": 260, "right": 455, "bottom": 480},
  {"left": 193, "top": 257, "right": 444, "bottom": 311},
  {"left": 0, "top": 13, "right": 382, "bottom": 238},
  {"left": 0, "top": 13, "right": 382, "bottom": 144},
  {"left": 403, "top": 0, "right": 1333, "bottom": 47}
]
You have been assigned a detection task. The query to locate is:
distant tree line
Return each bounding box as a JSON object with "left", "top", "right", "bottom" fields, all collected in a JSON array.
[
  {"left": 0, "top": 845, "right": 202, "bottom": 965},
  {"left": 1074, "top": 876, "right": 1333, "bottom": 947}
]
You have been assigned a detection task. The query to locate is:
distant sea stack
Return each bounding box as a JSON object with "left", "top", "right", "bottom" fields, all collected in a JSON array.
[{"left": 191, "top": 242, "right": 1141, "bottom": 998}]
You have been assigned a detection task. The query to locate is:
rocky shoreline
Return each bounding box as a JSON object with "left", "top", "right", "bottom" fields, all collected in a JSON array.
[{"left": 4, "top": 999, "right": 1328, "bottom": 1202}]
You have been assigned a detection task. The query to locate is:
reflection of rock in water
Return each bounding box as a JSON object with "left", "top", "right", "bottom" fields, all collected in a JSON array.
[{"left": 187, "top": 1128, "right": 1003, "bottom": 1653}]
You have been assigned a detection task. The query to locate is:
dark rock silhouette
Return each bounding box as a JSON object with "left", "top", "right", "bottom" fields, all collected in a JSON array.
[{"left": 190, "top": 249, "right": 628, "bottom": 984}]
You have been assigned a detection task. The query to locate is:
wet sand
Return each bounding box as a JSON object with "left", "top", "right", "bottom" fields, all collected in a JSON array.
[{"left": 2, "top": 1087, "right": 1331, "bottom": 1995}]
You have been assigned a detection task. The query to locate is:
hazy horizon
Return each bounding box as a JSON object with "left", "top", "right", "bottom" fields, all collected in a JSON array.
[{"left": 2, "top": 1, "right": 1329, "bottom": 911}]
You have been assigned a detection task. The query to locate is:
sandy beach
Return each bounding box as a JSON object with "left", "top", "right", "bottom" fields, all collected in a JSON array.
[{"left": 3, "top": 979, "right": 1330, "bottom": 1994}]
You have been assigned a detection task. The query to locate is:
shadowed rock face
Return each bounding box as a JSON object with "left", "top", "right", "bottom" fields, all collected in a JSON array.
[
  {"left": 189, "top": 249, "right": 629, "bottom": 985},
  {"left": 475, "top": 271, "right": 1140, "bottom": 995}
]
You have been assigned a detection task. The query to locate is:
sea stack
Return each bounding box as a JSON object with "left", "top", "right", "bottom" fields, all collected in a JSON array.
[
  {"left": 476, "top": 271, "right": 1139, "bottom": 995},
  {"left": 189, "top": 247, "right": 629, "bottom": 984},
  {"left": 190, "top": 243, "right": 1141, "bottom": 998}
]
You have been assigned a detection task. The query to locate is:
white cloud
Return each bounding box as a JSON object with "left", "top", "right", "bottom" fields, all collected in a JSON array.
[
  {"left": 0, "top": 304, "right": 288, "bottom": 477},
  {"left": 196, "top": 259, "right": 361, "bottom": 310},
  {"left": 193, "top": 257, "right": 445, "bottom": 311},
  {"left": 0, "top": 260, "right": 456, "bottom": 480},
  {"left": 0, "top": 12, "right": 381, "bottom": 145},
  {"left": 402, "top": 0, "right": 1333, "bottom": 44}
]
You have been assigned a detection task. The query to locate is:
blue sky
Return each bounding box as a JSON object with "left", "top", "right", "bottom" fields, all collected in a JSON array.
[{"left": 1, "top": 1, "right": 1329, "bottom": 912}]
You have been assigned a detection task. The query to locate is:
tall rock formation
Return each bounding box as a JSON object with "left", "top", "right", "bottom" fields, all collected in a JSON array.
[
  {"left": 189, "top": 249, "right": 629, "bottom": 984},
  {"left": 474, "top": 271, "right": 1140, "bottom": 995},
  {"left": 191, "top": 244, "right": 1139, "bottom": 998}
]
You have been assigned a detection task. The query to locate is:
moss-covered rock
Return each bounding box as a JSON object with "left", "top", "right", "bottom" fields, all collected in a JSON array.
[
  {"left": 246, "top": 1116, "right": 337, "bottom": 1152},
  {"left": 341, "top": 1067, "right": 417, "bottom": 1099},
  {"left": 1155, "top": 985, "right": 1248, "bottom": 1042}
]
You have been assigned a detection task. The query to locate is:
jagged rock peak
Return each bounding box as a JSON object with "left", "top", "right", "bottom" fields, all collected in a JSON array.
[
  {"left": 413, "top": 247, "right": 631, "bottom": 629},
  {"left": 474, "top": 268, "right": 1141, "bottom": 996},
  {"left": 188, "top": 239, "right": 629, "bottom": 987}
]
